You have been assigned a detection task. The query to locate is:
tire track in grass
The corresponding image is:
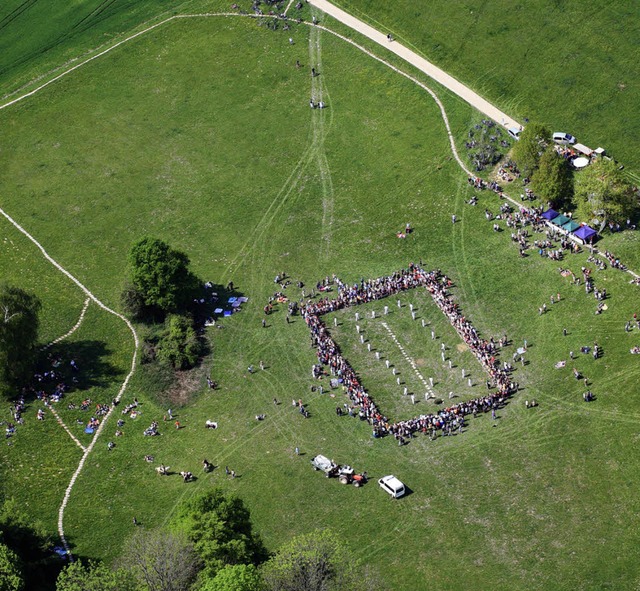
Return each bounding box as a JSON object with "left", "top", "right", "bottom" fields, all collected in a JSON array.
[
  {"left": 1, "top": 7, "right": 639, "bottom": 553},
  {"left": 2, "top": 10, "right": 636, "bottom": 283},
  {"left": 222, "top": 139, "right": 316, "bottom": 280},
  {"left": 309, "top": 12, "right": 336, "bottom": 262},
  {"left": 0, "top": 207, "right": 139, "bottom": 559},
  {"left": 0, "top": 0, "right": 37, "bottom": 34}
]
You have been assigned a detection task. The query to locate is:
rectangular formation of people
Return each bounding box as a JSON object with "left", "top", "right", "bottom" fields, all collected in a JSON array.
[{"left": 301, "top": 264, "right": 518, "bottom": 442}]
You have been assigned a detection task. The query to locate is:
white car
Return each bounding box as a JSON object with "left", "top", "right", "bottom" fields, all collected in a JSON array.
[
  {"left": 507, "top": 127, "right": 521, "bottom": 141},
  {"left": 553, "top": 132, "right": 576, "bottom": 145},
  {"left": 378, "top": 475, "right": 406, "bottom": 498}
]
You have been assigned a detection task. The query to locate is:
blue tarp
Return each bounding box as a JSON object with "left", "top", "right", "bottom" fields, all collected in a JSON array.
[{"left": 542, "top": 209, "right": 559, "bottom": 220}]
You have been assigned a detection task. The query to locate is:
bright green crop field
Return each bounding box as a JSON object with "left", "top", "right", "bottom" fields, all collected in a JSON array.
[{"left": 1, "top": 3, "right": 639, "bottom": 590}]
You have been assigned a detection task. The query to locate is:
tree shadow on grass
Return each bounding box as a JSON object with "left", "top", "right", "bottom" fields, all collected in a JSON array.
[
  {"left": 33, "top": 340, "right": 123, "bottom": 402},
  {"left": 191, "top": 283, "right": 246, "bottom": 328}
]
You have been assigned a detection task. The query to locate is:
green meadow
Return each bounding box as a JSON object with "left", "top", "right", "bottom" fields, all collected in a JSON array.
[
  {"left": 0, "top": 4, "right": 639, "bottom": 590},
  {"left": 337, "top": 0, "right": 640, "bottom": 174}
]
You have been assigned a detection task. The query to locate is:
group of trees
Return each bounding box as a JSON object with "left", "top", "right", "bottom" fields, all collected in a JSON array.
[
  {"left": 0, "top": 498, "right": 57, "bottom": 591},
  {"left": 122, "top": 237, "right": 206, "bottom": 371},
  {"left": 0, "top": 236, "right": 207, "bottom": 399},
  {"left": 54, "top": 490, "right": 380, "bottom": 591},
  {"left": 0, "top": 285, "right": 41, "bottom": 400},
  {"left": 511, "top": 124, "right": 638, "bottom": 229}
]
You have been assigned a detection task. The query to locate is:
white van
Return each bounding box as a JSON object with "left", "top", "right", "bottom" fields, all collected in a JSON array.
[
  {"left": 378, "top": 475, "right": 406, "bottom": 498},
  {"left": 553, "top": 132, "right": 576, "bottom": 145}
]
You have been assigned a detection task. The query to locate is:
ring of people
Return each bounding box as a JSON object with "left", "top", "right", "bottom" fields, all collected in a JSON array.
[{"left": 302, "top": 264, "right": 519, "bottom": 444}]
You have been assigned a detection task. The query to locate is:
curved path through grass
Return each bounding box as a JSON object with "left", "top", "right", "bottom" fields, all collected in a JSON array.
[
  {"left": 0, "top": 6, "right": 636, "bottom": 562},
  {"left": 307, "top": 0, "right": 521, "bottom": 130},
  {"left": 0, "top": 208, "right": 139, "bottom": 557}
]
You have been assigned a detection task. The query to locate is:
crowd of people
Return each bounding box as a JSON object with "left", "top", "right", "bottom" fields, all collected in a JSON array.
[
  {"left": 301, "top": 265, "right": 518, "bottom": 443},
  {"left": 470, "top": 174, "right": 637, "bottom": 284}
]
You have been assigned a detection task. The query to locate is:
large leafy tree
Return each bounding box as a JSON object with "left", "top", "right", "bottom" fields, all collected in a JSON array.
[
  {"left": 170, "top": 489, "right": 268, "bottom": 581},
  {"left": 0, "top": 542, "right": 23, "bottom": 591},
  {"left": 511, "top": 123, "right": 551, "bottom": 176},
  {"left": 574, "top": 157, "right": 637, "bottom": 229},
  {"left": 0, "top": 285, "right": 41, "bottom": 398},
  {"left": 201, "top": 564, "right": 265, "bottom": 591},
  {"left": 531, "top": 148, "right": 574, "bottom": 208},
  {"left": 56, "top": 560, "right": 136, "bottom": 591},
  {"left": 261, "top": 529, "right": 381, "bottom": 591},
  {"left": 125, "top": 237, "right": 199, "bottom": 318}
]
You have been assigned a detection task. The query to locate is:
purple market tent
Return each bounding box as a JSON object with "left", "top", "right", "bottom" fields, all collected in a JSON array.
[
  {"left": 542, "top": 209, "right": 559, "bottom": 221},
  {"left": 573, "top": 225, "right": 597, "bottom": 243}
]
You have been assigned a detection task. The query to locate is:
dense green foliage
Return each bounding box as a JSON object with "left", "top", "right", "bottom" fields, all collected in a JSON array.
[
  {"left": 126, "top": 237, "right": 200, "bottom": 319},
  {"left": 202, "top": 565, "right": 264, "bottom": 591},
  {"left": 0, "top": 285, "right": 41, "bottom": 398},
  {"left": 574, "top": 158, "right": 637, "bottom": 229},
  {"left": 119, "top": 529, "right": 201, "bottom": 591},
  {"left": 0, "top": 543, "right": 23, "bottom": 591},
  {"left": 261, "top": 530, "right": 367, "bottom": 591},
  {"left": 0, "top": 500, "right": 54, "bottom": 590},
  {"left": 531, "top": 148, "right": 574, "bottom": 209},
  {"left": 156, "top": 314, "right": 205, "bottom": 370},
  {"left": 56, "top": 560, "right": 135, "bottom": 591},
  {"left": 511, "top": 123, "right": 550, "bottom": 177},
  {"left": 170, "top": 490, "right": 267, "bottom": 581}
]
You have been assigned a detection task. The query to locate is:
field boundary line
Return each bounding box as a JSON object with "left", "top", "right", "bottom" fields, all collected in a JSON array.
[
  {"left": 0, "top": 207, "right": 139, "bottom": 559},
  {"left": 1, "top": 6, "right": 632, "bottom": 278},
  {"left": 41, "top": 297, "right": 91, "bottom": 350},
  {"left": 0, "top": 12, "right": 246, "bottom": 113}
]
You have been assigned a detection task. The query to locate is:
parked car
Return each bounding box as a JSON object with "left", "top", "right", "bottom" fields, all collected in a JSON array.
[
  {"left": 553, "top": 132, "right": 576, "bottom": 145},
  {"left": 507, "top": 127, "right": 521, "bottom": 141},
  {"left": 378, "top": 475, "right": 406, "bottom": 498}
]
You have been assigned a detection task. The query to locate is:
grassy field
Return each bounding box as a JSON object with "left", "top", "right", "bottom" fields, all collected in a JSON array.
[
  {"left": 0, "top": 0, "right": 226, "bottom": 98},
  {"left": 335, "top": 0, "right": 640, "bottom": 174},
  {"left": 1, "top": 7, "right": 640, "bottom": 591}
]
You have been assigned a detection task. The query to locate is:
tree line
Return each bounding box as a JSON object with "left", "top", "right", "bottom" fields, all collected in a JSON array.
[
  {"left": 1, "top": 489, "right": 382, "bottom": 591},
  {"left": 511, "top": 124, "right": 638, "bottom": 231}
]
